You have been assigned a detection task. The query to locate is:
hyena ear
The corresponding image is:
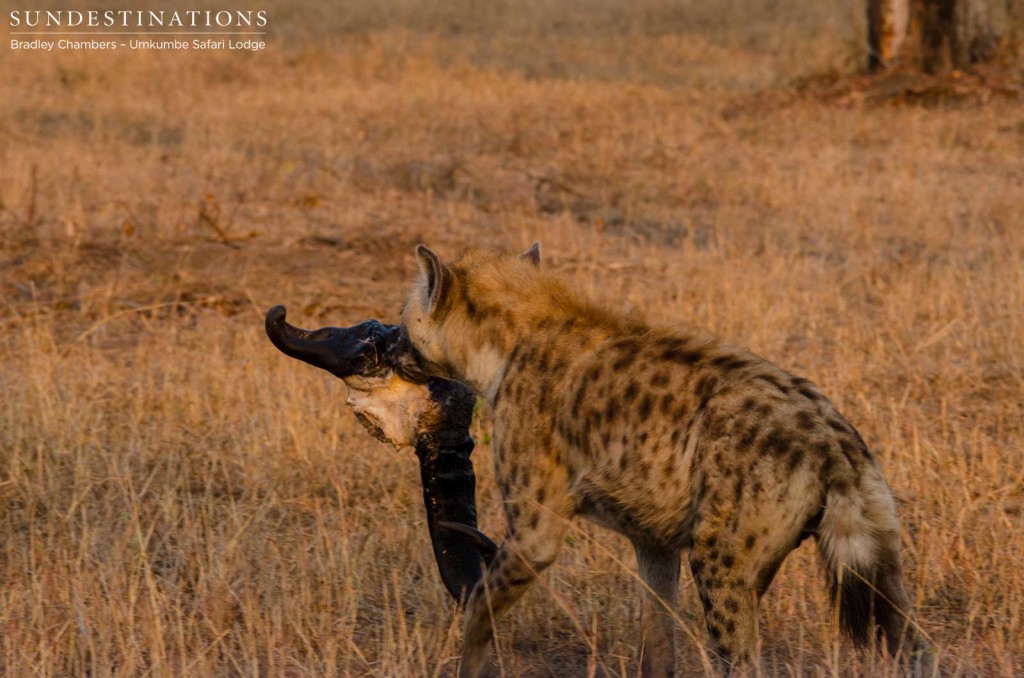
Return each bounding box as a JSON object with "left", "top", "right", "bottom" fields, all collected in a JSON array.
[
  {"left": 519, "top": 242, "right": 541, "bottom": 267},
  {"left": 415, "top": 245, "right": 450, "bottom": 314}
]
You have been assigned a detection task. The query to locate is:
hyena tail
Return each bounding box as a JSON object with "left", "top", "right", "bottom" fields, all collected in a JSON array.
[{"left": 814, "top": 471, "right": 924, "bottom": 660}]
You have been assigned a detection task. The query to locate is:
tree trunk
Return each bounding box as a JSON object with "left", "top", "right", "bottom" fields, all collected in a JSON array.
[
  {"left": 867, "top": 0, "right": 999, "bottom": 72},
  {"left": 867, "top": 0, "right": 911, "bottom": 70}
]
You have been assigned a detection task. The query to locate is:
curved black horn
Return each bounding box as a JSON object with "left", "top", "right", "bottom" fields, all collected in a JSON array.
[
  {"left": 265, "top": 305, "right": 390, "bottom": 380},
  {"left": 436, "top": 522, "right": 498, "bottom": 564}
]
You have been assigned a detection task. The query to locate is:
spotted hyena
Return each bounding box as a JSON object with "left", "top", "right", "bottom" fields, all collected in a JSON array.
[{"left": 401, "top": 244, "right": 927, "bottom": 677}]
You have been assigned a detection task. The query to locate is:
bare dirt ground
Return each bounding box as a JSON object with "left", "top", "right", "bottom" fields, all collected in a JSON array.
[{"left": 1, "top": 1, "right": 1023, "bottom": 675}]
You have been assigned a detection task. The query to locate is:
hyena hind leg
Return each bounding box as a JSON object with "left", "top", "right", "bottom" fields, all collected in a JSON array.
[
  {"left": 632, "top": 541, "right": 681, "bottom": 678},
  {"left": 688, "top": 542, "right": 762, "bottom": 673},
  {"left": 687, "top": 502, "right": 802, "bottom": 674}
]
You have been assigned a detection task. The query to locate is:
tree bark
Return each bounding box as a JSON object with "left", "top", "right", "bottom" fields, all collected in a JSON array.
[
  {"left": 867, "top": 0, "right": 911, "bottom": 70},
  {"left": 868, "top": 0, "right": 999, "bottom": 73}
]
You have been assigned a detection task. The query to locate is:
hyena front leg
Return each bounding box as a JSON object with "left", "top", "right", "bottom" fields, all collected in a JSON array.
[
  {"left": 459, "top": 471, "right": 572, "bottom": 678},
  {"left": 633, "top": 541, "right": 680, "bottom": 678}
]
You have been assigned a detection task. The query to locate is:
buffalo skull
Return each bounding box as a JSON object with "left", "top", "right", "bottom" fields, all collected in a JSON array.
[{"left": 264, "top": 305, "right": 495, "bottom": 603}]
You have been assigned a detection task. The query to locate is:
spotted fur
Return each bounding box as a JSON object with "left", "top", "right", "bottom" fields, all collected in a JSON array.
[{"left": 401, "top": 244, "right": 928, "bottom": 677}]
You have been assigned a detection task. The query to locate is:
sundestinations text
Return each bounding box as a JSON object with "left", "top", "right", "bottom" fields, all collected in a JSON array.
[{"left": 9, "top": 10, "right": 267, "bottom": 29}]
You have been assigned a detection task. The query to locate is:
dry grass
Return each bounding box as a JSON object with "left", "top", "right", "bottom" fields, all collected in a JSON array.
[{"left": 1, "top": 1, "right": 1023, "bottom": 675}]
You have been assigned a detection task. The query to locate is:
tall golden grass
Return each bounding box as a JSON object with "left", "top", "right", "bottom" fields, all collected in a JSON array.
[{"left": 1, "top": 1, "right": 1022, "bottom": 675}]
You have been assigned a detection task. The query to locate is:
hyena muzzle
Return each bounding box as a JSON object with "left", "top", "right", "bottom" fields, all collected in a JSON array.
[{"left": 401, "top": 244, "right": 930, "bottom": 677}]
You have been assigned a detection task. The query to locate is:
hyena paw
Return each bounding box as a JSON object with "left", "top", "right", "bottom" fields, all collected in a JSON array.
[{"left": 458, "top": 647, "right": 496, "bottom": 678}]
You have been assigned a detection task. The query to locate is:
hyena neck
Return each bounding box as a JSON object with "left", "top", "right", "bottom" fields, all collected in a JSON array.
[
  {"left": 445, "top": 309, "right": 529, "bottom": 404},
  {"left": 453, "top": 341, "right": 510, "bottom": 405},
  {"left": 446, "top": 270, "right": 618, "bottom": 402}
]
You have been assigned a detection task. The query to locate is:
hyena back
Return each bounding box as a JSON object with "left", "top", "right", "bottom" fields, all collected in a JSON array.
[{"left": 402, "top": 244, "right": 926, "bottom": 676}]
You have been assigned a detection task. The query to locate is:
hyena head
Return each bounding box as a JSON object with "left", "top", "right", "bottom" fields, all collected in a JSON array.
[{"left": 401, "top": 243, "right": 541, "bottom": 399}]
